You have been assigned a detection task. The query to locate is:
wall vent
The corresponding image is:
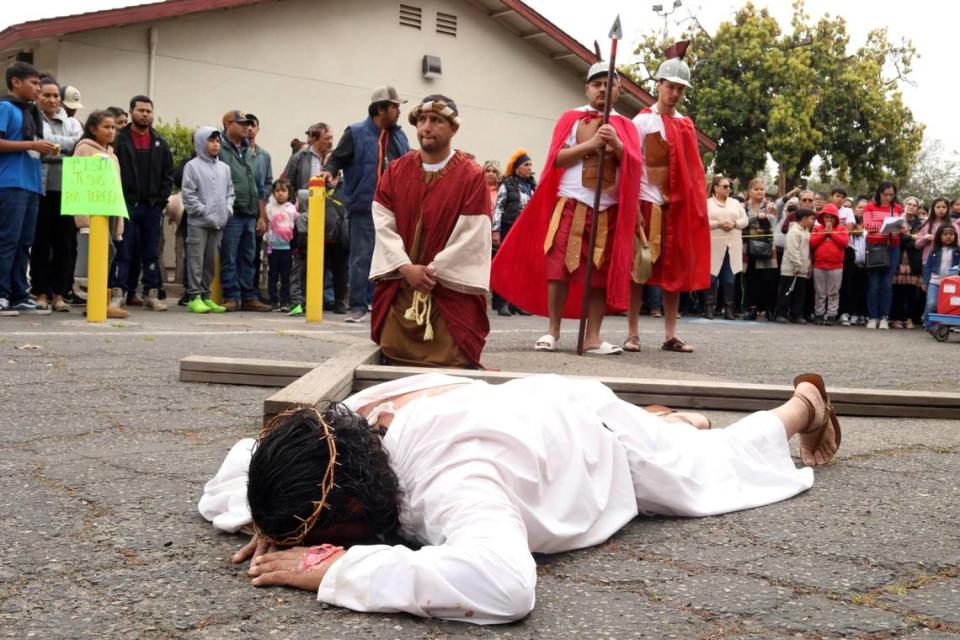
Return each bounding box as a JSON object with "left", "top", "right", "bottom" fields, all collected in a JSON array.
[
  {"left": 399, "top": 4, "right": 422, "bottom": 30},
  {"left": 436, "top": 12, "right": 457, "bottom": 37}
]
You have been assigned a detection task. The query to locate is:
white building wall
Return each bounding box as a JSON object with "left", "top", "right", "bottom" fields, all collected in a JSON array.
[{"left": 42, "top": 0, "right": 591, "bottom": 176}]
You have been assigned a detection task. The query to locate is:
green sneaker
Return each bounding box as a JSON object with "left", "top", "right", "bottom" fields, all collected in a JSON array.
[
  {"left": 187, "top": 296, "right": 210, "bottom": 314},
  {"left": 203, "top": 298, "right": 226, "bottom": 313},
  {"left": 287, "top": 303, "right": 304, "bottom": 316}
]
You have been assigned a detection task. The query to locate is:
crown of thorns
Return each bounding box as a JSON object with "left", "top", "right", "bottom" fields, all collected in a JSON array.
[{"left": 254, "top": 405, "right": 337, "bottom": 546}]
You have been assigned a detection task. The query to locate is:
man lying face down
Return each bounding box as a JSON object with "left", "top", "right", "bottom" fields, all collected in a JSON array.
[{"left": 200, "top": 372, "right": 840, "bottom": 624}]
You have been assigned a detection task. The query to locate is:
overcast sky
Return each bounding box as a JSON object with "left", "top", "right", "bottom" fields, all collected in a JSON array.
[{"left": 4, "top": 1, "right": 955, "bottom": 156}]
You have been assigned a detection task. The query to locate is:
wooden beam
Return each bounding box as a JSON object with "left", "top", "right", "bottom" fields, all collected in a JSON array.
[
  {"left": 180, "top": 355, "right": 320, "bottom": 379},
  {"left": 489, "top": 9, "right": 514, "bottom": 18},
  {"left": 262, "top": 343, "right": 381, "bottom": 423},
  {"left": 522, "top": 31, "right": 548, "bottom": 40},
  {"left": 352, "top": 365, "right": 960, "bottom": 420}
]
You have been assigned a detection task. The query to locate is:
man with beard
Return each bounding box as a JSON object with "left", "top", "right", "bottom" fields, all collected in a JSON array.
[
  {"left": 366, "top": 94, "right": 490, "bottom": 367},
  {"left": 199, "top": 371, "right": 841, "bottom": 624},
  {"left": 321, "top": 86, "right": 410, "bottom": 323}
]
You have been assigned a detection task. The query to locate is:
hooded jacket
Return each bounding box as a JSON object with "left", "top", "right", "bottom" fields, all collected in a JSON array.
[
  {"left": 40, "top": 107, "right": 82, "bottom": 192},
  {"left": 181, "top": 127, "right": 235, "bottom": 229},
  {"left": 781, "top": 221, "right": 812, "bottom": 278},
  {"left": 810, "top": 208, "right": 849, "bottom": 270}
]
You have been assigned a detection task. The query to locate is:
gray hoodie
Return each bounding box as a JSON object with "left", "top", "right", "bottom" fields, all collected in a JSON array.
[{"left": 181, "top": 126, "right": 235, "bottom": 229}]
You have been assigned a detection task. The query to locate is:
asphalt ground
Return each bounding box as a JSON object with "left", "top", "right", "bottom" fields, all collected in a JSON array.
[{"left": 1, "top": 307, "right": 958, "bottom": 639}]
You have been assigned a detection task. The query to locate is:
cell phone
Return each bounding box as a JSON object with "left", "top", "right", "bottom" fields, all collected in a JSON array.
[{"left": 799, "top": 178, "right": 808, "bottom": 189}]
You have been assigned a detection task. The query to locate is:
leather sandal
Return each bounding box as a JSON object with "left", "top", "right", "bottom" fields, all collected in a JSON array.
[
  {"left": 792, "top": 373, "right": 841, "bottom": 466},
  {"left": 622, "top": 335, "right": 642, "bottom": 352},
  {"left": 661, "top": 337, "right": 694, "bottom": 353}
]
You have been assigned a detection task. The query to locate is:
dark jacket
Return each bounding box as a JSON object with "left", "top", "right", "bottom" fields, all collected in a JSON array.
[
  {"left": 283, "top": 146, "right": 325, "bottom": 192},
  {"left": 495, "top": 174, "right": 536, "bottom": 231},
  {"left": 326, "top": 117, "right": 409, "bottom": 216},
  {"left": 114, "top": 125, "right": 174, "bottom": 207},
  {"left": 219, "top": 134, "right": 259, "bottom": 217}
]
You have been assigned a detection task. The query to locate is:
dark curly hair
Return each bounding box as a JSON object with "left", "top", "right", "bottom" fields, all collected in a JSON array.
[{"left": 247, "top": 402, "right": 402, "bottom": 545}]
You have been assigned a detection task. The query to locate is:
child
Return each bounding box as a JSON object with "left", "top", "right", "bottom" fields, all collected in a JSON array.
[
  {"left": 921, "top": 225, "right": 960, "bottom": 330},
  {"left": 776, "top": 209, "right": 815, "bottom": 324},
  {"left": 809, "top": 203, "right": 848, "bottom": 325},
  {"left": 73, "top": 110, "right": 126, "bottom": 319},
  {"left": 181, "top": 127, "right": 234, "bottom": 314},
  {"left": 265, "top": 179, "right": 298, "bottom": 311}
]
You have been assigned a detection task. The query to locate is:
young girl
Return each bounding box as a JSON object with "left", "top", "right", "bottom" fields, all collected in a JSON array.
[
  {"left": 915, "top": 197, "right": 960, "bottom": 265},
  {"left": 921, "top": 224, "right": 960, "bottom": 330},
  {"left": 73, "top": 110, "right": 126, "bottom": 319},
  {"left": 265, "top": 179, "right": 299, "bottom": 311}
]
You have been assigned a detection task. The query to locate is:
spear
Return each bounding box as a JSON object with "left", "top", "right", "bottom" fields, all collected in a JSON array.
[{"left": 576, "top": 15, "right": 623, "bottom": 355}]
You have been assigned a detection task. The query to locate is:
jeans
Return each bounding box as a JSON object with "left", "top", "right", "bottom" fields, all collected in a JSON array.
[
  {"left": 220, "top": 215, "right": 258, "bottom": 302},
  {"left": 866, "top": 245, "right": 900, "bottom": 320},
  {"left": 644, "top": 283, "right": 663, "bottom": 313},
  {"left": 709, "top": 250, "right": 735, "bottom": 305},
  {"left": 348, "top": 206, "right": 375, "bottom": 312},
  {"left": 109, "top": 203, "right": 163, "bottom": 292},
  {"left": 923, "top": 284, "right": 940, "bottom": 329},
  {"left": 0, "top": 187, "right": 40, "bottom": 303}
]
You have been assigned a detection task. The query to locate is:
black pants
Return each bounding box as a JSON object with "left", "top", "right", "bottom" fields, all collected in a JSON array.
[
  {"left": 325, "top": 241, "right": 349, "bottom": 307},
  {"left": 30, "top": 191, "right": 77, "bottom": 297},
  {"left": 777, "top": 275, "right": 808, "bottom": 319},
  {"left": 254, "top": 234, "right": 265, "bottom": 301},
  {"left": 745, "top": 261, "right": 778, "bottom": 317},
  {"left": 267, "top": 248, "right": 292, "bottom": 305},
  {"left": 838, "top": 249, "right": 866, "bottom": 317},
  {"left": 890, "top": 284, "right": 920, "bottom": 322},
  {"left": 491, "top": 219, "right": 515, "bottom": 310}
]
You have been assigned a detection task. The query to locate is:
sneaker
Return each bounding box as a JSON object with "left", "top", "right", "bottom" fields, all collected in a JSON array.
[
  {"left": 145, "top": 289, "right": 168, "bottom": 312},
  {"left": 879, "top": 318, "right": 890, "bottom": 330},
  {"left": 775, "top": 315, "right": 789, "bottom": 324},
  {"left": 13, "top": 299, "right": 52, "bottom": 315},
  {"left": 824, "top": 315, "right": 837, "bottom": 326},
  {"left": 813, "top": 315, "right": 825, "bottom": 326},
  {"left": 187, "top": 296, "right": 210, "bottom": 314},
  {"left": 273, "top": 304, "right": 290, "bottom": 313},
  {"left": 241, "top": 299, "right": 273, "bottom": 312},
  {"left": 287, "top": 303, "right": 304, "bottom": 316},
  {"left": 178, "top": 295, "right": 189, "bottom": 307},
  {"left": 0, "top": 298, "right": 19, "bottom": 316},
  {"left": 839, "top": 313, "right": 851, "bottom": 326},
  {"left": 203, "top": 299, "right": 226, "bottom": 313},
  {"left": 891, "top": 320, "right": 904, "bottom": 329},
  {"left": 345, "top": 309, "right": 367, "bottom": 323}
]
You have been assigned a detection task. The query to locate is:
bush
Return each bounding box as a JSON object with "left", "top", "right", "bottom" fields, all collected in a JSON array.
[{"left": 154, "top": 119, "right": 195, "bottom": 173}]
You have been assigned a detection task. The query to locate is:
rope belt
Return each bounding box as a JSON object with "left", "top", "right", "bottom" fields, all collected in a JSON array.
[{"left": 404, "top": 289, "right": 434, "bottom": 341}]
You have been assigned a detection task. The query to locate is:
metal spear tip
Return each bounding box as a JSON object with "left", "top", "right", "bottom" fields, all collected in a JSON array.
[{"left": 609, "top": 15, "right": 623, "bottom": 40}]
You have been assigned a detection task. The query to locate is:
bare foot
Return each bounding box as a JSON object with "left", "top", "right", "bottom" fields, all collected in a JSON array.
[{"left": 794, "top": 381, "right": 839, "bottom": 466}]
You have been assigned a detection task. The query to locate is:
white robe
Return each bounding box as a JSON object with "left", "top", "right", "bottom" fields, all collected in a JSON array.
[{"left": 199, "top": 374, "right": 814, "bottom": 625}]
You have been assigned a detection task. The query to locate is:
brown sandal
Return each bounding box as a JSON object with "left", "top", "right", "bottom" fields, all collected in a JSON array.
[
  {"left": 623, "top": 335, "right": 642, "bottom": 352},
  {"left": 792, "top": 373, "right": 841, "bottom": 466},
  {"left": 661, "top": 337, "right": 694, "bottom": 353}
]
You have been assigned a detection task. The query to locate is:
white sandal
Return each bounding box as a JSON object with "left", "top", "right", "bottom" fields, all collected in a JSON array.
[
  {"left": 534, "top": 334, "right": 558, "bottom": 352},
  {"left": 585, "top": 341, "right": 623, "bottom": 356}
]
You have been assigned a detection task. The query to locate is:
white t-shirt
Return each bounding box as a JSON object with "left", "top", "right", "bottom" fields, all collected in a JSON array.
[
  {"left": 557, "top": 106, "right": 620, "bottom": 210},
  {"left": 422, "top": 148, "right": 456, "bottom": 172},
  {"left": 838, "top": 206, "right": 856, "bottom": 226},
  {"left": 633, "top": 104, "right": 685, "bottom": 206}
]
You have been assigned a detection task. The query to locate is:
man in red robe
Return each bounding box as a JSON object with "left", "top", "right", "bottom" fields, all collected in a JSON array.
[
  {"left": 369, "top": 95, "right": 491, "bottom": 368},
  {"left": 625, "top": 42, "right": 710, "bottom": 354},
  {"left": 491, "top": 64, "right": 642, "bottom": 355}
]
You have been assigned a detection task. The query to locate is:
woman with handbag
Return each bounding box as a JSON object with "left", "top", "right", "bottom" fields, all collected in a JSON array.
[
  {"left": 706, "top": 175, "right": 748, "bottom": 319},
  {"left": 862, "top": 181, "right": 904, "bottom": 329},
  {"left": 743, "top": 179, "right": 778, "bottom": 321}
]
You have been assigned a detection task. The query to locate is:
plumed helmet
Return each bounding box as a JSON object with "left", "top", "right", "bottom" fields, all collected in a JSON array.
[{"left": 654, "top": 41, "right": 692, "bottom": 88}]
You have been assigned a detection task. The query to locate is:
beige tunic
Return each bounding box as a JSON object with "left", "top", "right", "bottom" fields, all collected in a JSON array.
[{"left": 707, "top": 196, "right": 748, "bottom": 275}]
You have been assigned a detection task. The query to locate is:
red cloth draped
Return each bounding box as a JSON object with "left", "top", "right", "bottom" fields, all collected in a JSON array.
[
  {"left": 370, "top": 150, "right": 490, "bottom": 366},
  {"left": 644, "top": 108, "right": 710, "bottom": 292},
  {"left": 491, "top": 110, "right": 642, "bottom": 318}
]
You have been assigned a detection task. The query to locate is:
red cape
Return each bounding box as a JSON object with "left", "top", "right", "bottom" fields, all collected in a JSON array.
[
  {"left": 645, "top": 108, "right": 710, "bottom": 292},
  {"left": 491, "top": 109, "right": 642, "bottom": 318}
]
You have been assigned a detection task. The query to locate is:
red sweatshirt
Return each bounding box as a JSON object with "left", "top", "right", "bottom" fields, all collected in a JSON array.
[
  {"left": 810, "top": 213, "right": 849, "bottom": 270},
  {"left": 863, "top": 202, "right": 903, "bottom": 247}
]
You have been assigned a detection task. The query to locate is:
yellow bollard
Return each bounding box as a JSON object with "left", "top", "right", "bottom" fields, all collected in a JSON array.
[
  {"left": 210, "top": 256, "right": 223, "bottom": 304},
  {"left": 86, "top": 216, "right": 109, "bottom": 323},
  {"left": 305, "top": 176, "right": 326, "bottom": 323}
]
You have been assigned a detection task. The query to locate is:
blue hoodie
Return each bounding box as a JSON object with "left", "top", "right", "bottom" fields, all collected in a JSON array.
[{"left": 181, "top": 127, "right": 235, "bottom": 229}]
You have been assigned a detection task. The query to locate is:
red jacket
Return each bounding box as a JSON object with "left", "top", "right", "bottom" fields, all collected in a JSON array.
[{"left": 810, "top": 212, "right": 849, "bottom": 270}]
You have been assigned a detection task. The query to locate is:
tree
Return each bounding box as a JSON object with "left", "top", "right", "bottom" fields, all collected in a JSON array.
[
  {"left": 625, "top": 0, "right": 924, "bottom": 190},
  {"left": 900, "top": 139, "right": 960, "bottom": 204}
]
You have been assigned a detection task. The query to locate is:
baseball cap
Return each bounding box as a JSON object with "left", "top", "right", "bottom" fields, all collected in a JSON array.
[
  {"left": 222, "top": 110, "right": 252, "bottom": 127},
  {"left": 369, "top": 86, "right": 407, "bottom": 106},
  {"left": 61, "top": 86, "right": 84, "bottom": 110}
]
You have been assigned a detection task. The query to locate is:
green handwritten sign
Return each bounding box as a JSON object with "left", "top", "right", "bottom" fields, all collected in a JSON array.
[{"left": 60, "top": 156, "right": 128, "bottom": 218}]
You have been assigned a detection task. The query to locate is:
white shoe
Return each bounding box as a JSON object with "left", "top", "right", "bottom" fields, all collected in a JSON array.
[
  {"left": 865, "top": 319, "right": 878, "bottom": 330},
  {"left": 839, "top": 313, "right": 851, "bottom": 326},
  {"left": 878, "top": 318, "right": 890, "bottom": 330}
]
